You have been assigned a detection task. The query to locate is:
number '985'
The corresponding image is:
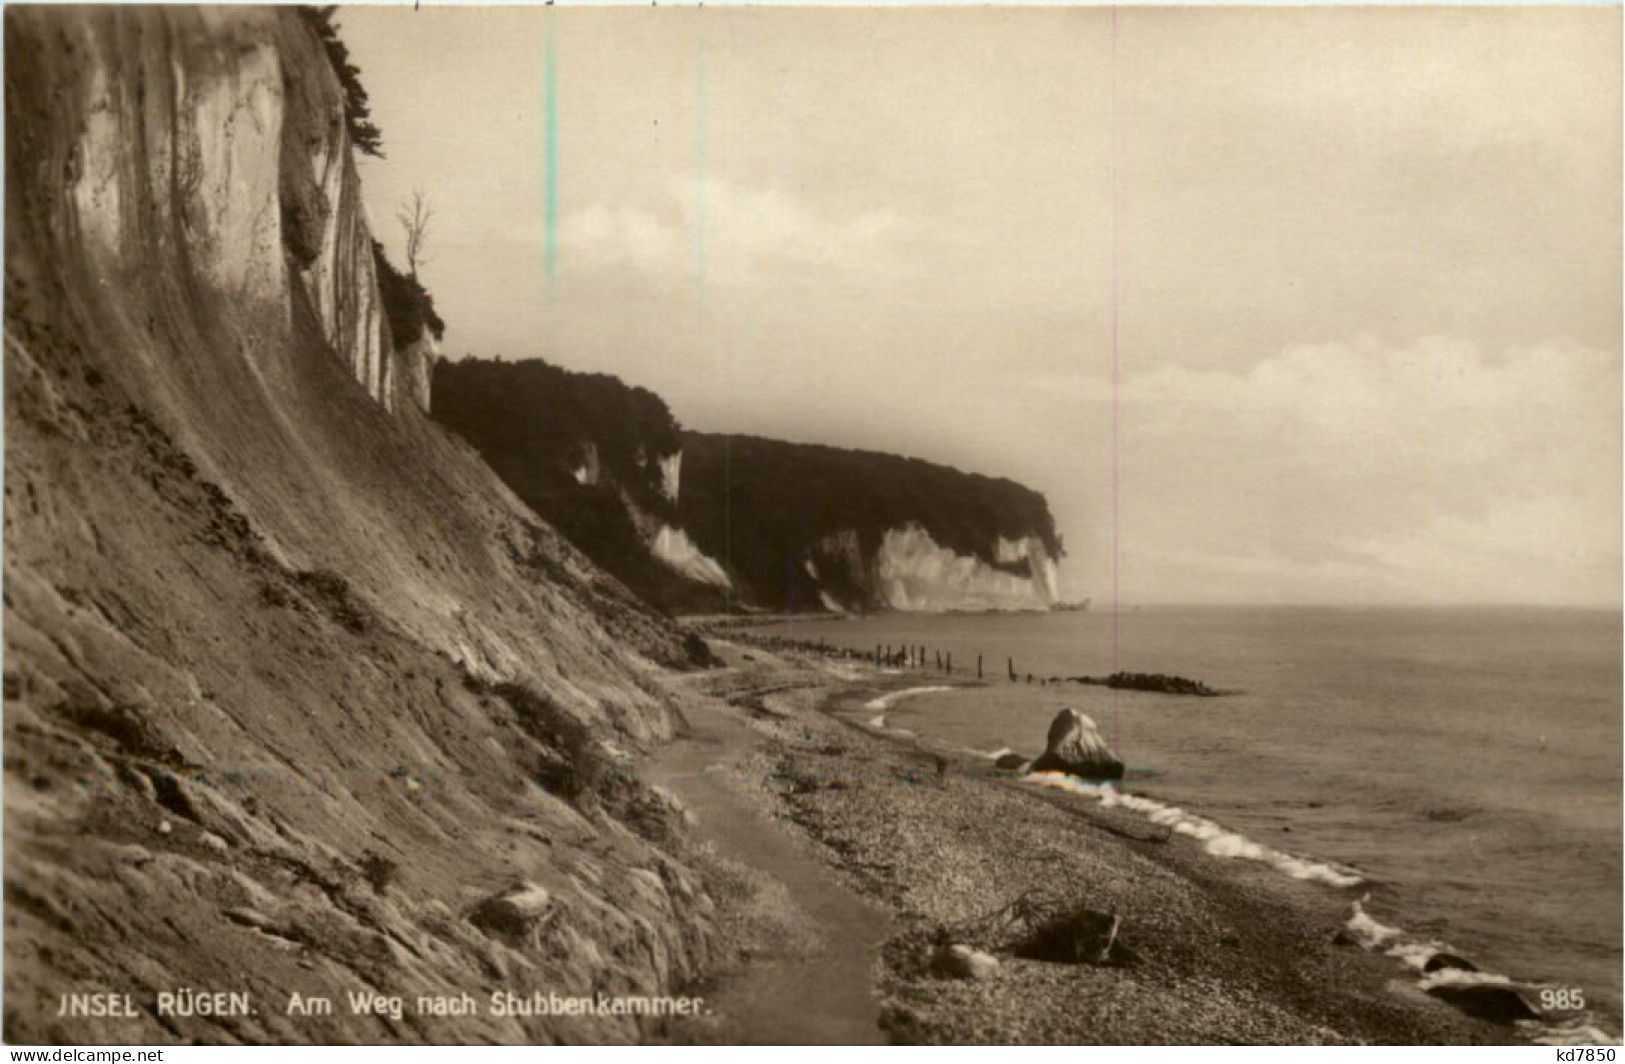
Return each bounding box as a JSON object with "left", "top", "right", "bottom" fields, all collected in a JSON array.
[{"left": 1541, "top": 988, "right": 1586, "bottom": 1011}]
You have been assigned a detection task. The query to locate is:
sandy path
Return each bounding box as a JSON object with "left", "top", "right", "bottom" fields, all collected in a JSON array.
[{"left": 648, "top": 665, "right": 892, "bottom": 1044}]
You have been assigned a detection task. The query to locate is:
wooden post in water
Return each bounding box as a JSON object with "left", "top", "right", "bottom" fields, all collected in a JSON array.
[
  {"left": 977, "top": 654, "right": 983, "bottom": 679},
  {"left": 946, "top": 652, "right": 953, "bottom": 674},
  {"left": 1008, "top": 657, "right": 1016, "bottom": 682}
]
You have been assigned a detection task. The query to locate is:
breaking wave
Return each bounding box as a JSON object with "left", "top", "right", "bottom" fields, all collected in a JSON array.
[
  {"left": 1341, "top": 899, "right": 1618, "bottom": 1046},
  {"left": 1022, "top": 771, "right": 1618, "bottom": 1045},
  {"left": 1020, "top": 772, "right": 1364, "bottom": 888},
  {"left": 863, "top": 685, "right": 954, "bottom": 730}
]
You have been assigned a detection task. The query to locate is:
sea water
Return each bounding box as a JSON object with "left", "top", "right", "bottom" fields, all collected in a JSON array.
[{"left": 747, "top": 607, "right": 1622, "bottom": 1030}]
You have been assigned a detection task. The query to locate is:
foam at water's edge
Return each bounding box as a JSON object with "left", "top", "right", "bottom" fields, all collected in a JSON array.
[
  {"left": 1021, "top": 768, "right": 1619, "bottom": 1044},
  {"left": 1342, "top": 899, "right": 1619, "bottom": 1046},
  {"left": 1021, "top": 773, "right": 1364, "bottom": 888},
  {"left": 863, "top": 685, "right": 956, "bottom": 712},
  {"left": 860, "top": 685, "right": 951, "bottom": 736}
]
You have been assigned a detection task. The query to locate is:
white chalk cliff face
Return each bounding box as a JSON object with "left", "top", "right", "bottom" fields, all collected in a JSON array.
[
  {"left": 797, "top": 526, "right": 1061, "bottom": 612},
  {"left": 59, "top": 7, "right": 418, "bottom": 414},
  {"left": 399, "top": 332, "right": 438, "bottom": 413},
  {"left": 6, "top": 7, "right": 723, "bottom": 1042},
  {"left": 641, "top": 449, "right": 730, "bottom": 588},
  {"left": 874, "top": 525, "right": 1060, "bottom": 612},
  {"left": 657, "top": 450, "right": 682, "bottom": 504},
  {"left": 621, "top": 489, "right": 731, "bottom": 589},
  {"left": 996, "top": 534, "right": 1062, "bottom": 602},
  {"left": 650, "top": 525, "right": 731, "bottom": 589},
  {"left": 571, "top": 441, "right": 601, "bottom": 486}
]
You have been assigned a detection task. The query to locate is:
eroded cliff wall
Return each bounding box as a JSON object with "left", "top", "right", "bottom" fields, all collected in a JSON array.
[
  {"left": 430, "top": 359, "right": 1065, "bottom": 615},
  {"left": 432, "top": 357, "right": 735, "bottom": 614},
  {"left": 680, "top": 433, "right": 1065, "bottom": 613},
  {"left": 4, "top": 7, "right": 714, "bottom": 1043}
]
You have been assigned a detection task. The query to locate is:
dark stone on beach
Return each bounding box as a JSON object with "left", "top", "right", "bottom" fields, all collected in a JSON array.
[
  {"left": 1015, "top": 904, "right": 1127, "bottom": 965},
  {"left": 932, "top": 943, "right": 1001, "bottom": 980},
  {"left": 994, "top": 753, "right": 1028, "bottom": 771},
  {"left": 1331, "top": 929, "right": 1359, "bottom": 947},
  {"left": 1014, "top": 909, "right": 1131, "bottom": 968},
  {"left": 1423, "top": 952, "right": 1478, "bottom": 974},
  {"left": 470, "top": 882, "right": 554, "bottom": 942},
  {"left": 1028, "top": 708, "right": 1124, "bottom": 780},
  {"left": 1424, "top": 984, "right": 1538, "bottom": 1024}
]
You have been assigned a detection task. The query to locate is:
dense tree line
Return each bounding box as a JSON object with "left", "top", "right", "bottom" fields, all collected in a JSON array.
[{"left": 299, "top": 6, "right": 384, "bottom": 157}]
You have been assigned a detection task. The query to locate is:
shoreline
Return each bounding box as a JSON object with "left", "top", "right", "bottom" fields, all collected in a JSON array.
[{"left": 651, "top": 640, "right": 1566, "bottom": 1045}]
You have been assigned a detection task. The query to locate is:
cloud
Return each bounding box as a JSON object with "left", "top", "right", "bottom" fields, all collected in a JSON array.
[
  {"left": 557, "top": 177, "right": 905, "bottom": 286},
  {"left": 1346, "top": 495, "right": 1618, "bottom": 606},
  {"left": 1035, "top": 336, "right": 1620, "bottom": 605}
]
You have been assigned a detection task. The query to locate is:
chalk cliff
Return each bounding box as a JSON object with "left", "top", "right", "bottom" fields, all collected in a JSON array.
[
  {"left": 680, "top": 432, "right": 1065, "bottom": 613},
  {"left": 432, "top": 357, "right": 736, "bottom": 613},
  {"left": 430, "top": 359, "right": 1065, "bottom": 614},
  {"left": 5, "top": 6, "right": 714, "bottom": 1043}
]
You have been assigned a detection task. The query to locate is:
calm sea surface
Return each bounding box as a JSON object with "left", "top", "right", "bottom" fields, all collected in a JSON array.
[{"left": 748, "top": 607, "right": 1622, "bottom": 1026}]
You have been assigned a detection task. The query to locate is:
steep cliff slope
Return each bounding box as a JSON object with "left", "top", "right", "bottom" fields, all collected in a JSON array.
[
  {"left": 4, "top": 7, "right": 715, "bottom": 1043},
  {"left": 432, "top": 358, "right": 733, "bottom": 614},
  {"left": 430, "top": 358, "right": 1065, "bottom": 614}
]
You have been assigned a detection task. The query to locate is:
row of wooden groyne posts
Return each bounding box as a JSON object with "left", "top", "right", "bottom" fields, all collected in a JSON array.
[
  {"left": 716, "top": 628, "right": 1225, "bottom": 696},
  {"left": 726, "top": 630, "right": 1040, "bottom": 682}
]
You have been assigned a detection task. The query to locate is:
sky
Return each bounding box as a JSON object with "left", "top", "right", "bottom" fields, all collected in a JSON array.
[{"left": 343, "top": 6, "right": 1622, "bottom": 607}]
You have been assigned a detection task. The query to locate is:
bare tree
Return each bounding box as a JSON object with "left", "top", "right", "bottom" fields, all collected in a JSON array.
[{"left": 397, "top": 190, "right": 433, "bottom": 278}]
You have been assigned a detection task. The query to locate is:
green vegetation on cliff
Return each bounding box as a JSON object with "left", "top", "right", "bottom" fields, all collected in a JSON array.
[{"left": 372, "top": 240, "right": 445, "bottom": 348}]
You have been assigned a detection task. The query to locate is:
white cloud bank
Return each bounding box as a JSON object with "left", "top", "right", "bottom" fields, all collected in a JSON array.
[
  {"left": 558, "top": 177, "right": 905, "bottom": 286},
  {"left": 1050, "top": 336, "right": 1620, "bottom": 606}
]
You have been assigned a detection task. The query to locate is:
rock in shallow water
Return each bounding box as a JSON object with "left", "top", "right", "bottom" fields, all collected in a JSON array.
[
  {"left": 1424, "top": 983, "right": 1539, "bottom": 1024},
  {"left": 1028, "top": 708, "right": 1124, "bottom": 780},
  {"left": 1422, "top": 952, "right": 1477, "bottom": 974}
]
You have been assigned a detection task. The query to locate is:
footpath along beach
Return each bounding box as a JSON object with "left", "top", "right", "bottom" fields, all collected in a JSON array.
[{"left": 648, "top": 634, "right": 1541, "bottom": 1045}]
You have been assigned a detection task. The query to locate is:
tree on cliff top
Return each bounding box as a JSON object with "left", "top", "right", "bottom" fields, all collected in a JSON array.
[{"left": 300, "top": 6, "right": 384, "bottom": 158}]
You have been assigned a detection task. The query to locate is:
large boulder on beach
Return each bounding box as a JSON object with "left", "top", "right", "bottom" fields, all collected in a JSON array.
[
  {"left": 470, "top": 881, "right": 555, "bottom": 942},
  {"left": 1029, "top": 709, "right": 1124, "bottom": 780}
]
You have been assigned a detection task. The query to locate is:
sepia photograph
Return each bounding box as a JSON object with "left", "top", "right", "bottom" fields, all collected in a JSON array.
[{"left": 2, "top": 0, "right": 1620, "bottom": 1049}]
